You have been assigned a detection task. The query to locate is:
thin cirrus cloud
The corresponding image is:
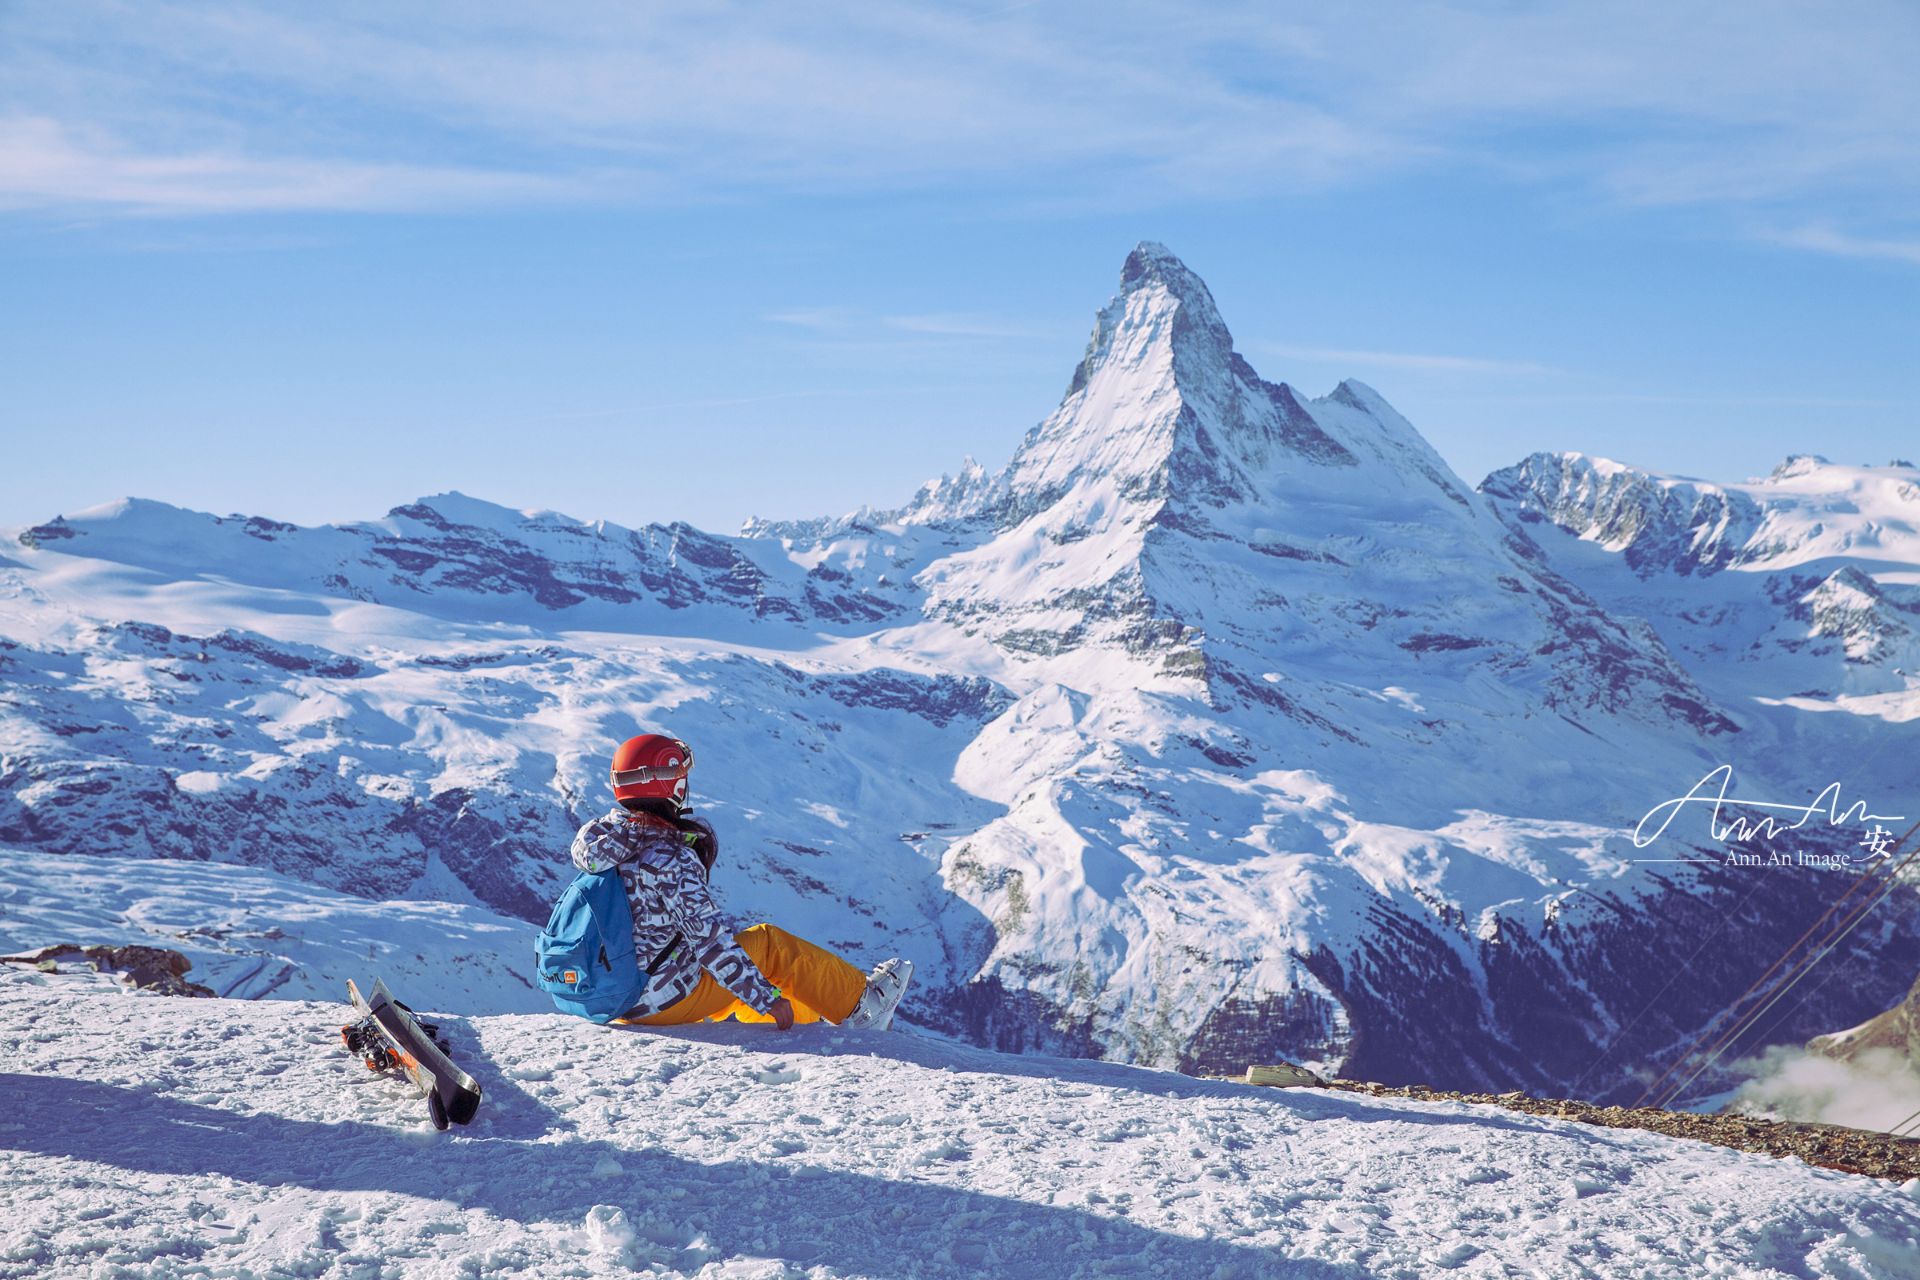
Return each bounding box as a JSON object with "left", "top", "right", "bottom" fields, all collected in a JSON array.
[
  {"left": 0, "top": 1, "right": 1395, "bottom": 214},
  {"left": 0, "top": 115, "right": 571, "bottom": 215},
  {"left": 763, "top": 308, "right": 859, "bottom": 333},
  {"left": 765, "top": 309, "right": 1046, "bottom": 341},
  {"left": 1257, "top": 342, "right": 1565, "bottom": 379},
  {"left": 0, "top": 0, "right": 1914, "bottom": 260},
  {"left": 1763, "top": 226, "right": 1920, "bottom": 269},
  {"left": 882, "top": 314, "right": 1050, "bottom": 339}
]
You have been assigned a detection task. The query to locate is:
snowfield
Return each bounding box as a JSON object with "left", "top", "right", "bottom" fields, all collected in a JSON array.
[
  {"left": 4, "top": 969, "right": 1919, "bottom": 1280},
  {"left": 0, "top": 846, "right": 550, "bottom": 1012}
]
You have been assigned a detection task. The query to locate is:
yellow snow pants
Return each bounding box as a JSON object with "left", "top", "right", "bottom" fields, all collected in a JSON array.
[{"left": 628, "top": 923, "right": 867, "bottom": 1026}]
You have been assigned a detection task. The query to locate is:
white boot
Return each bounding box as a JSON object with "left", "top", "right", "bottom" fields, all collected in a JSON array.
[{"left": 841, "top": 958, "right": 913, "bottom": 1030}]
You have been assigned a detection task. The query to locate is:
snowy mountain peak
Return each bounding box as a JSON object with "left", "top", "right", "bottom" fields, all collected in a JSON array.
[
  {"left": 899, "top": 455, "right": 998, "bottom": 526},
  {"left": 1120, "top": 238, "right": 1190, "bottom": 281},
  {"left": 1056, "top": 241, "right": 1232, "bottom": 410},
  {"left": 999, "top": 244, "right": 1356, "bottom": 527},
  {"left": 382, "top": 491, "right": 557, "bottom": 533},
  {"left": 1485, "top": 450, "right": 1920, "bottom": 579},
  {"left": 1770, "top": 453, "right": 1833, "bottom": 481},
  {"left": 1802, "top": 566, "right": 1916, "bottom": 671},
  {"left": 1328, "top": 378, "right": 1383, "bottom": 411},
  {"left": 1112, "top": 239, "right": 1234, "bottom": 362}
]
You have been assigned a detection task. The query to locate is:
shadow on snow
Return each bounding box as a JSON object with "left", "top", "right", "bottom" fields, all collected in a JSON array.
[
  {"left": 620, "top": 1018, "right": 1572, "bottom": 1142},
  {"left": 10, "top": 1070, "right": 1377, "bottom": 1279}
]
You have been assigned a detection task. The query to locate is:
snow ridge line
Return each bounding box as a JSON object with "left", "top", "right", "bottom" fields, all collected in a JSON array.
[{"left": 1300, "top": 1078, "right": 1920, "bottom": 1182}]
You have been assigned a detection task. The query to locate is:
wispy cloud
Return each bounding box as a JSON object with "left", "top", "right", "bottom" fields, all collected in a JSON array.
[
  {"left": 765, "top": 306, "right": 1046, "bottom": 343},
  {"left": 883, "top": 313, "right": 1047, "bottom": 339},
  {"left": 764, "top": 307, "right": 858, "bottom": 332},
  {"left": 0, "top": 115, "right": 567, "bottom": 215},
  {"left": 503, "top": 384, "right": 1009, "bottom": 432},
  {"left": 1258, "top": 342, "right": 1563, "bottom": 378},
  {"left": 1764, "top": 225, "right": 1920, "bottom": 267},
  {"left": 0, "top": 0, "right": 1914, "bottom": 234},
  {"left": 1436, "top": 392, "right": 1899, "bottom": 410}
]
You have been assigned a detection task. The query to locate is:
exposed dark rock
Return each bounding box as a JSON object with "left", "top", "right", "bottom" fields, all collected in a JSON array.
[
  {"left": 200, "top": 631, "right": 368, "bottom": 679},
  {"left": 1202, "top": 658, "right": 1356, "bottom": 742},
  {"left": 1812, "top": 972, "right": 1920, "bottom": 1067},
  {"left": 385, "top": 787, "right": 559, "bottom": 923},
  {"left": 1400, "top": 632, "right": 1490, "bottom": 653},
  {"left": 17, "top": 518, "right": 77, "bottom": 549},
  {"left": 6, "top": 944, "right": 215, "bottom": 997},
  {"left": 1175, "top": 987, "right": 1343, "bottom": 1076},
  {"left": 919, "top": 973, "right": 1102, "bottom": 1061},
  {"left": 413, "top": 646, "right": 562, "bottom": 671},
  {"left": 809, "top": 671, "right": 1014, "bottom": 729},
  {"left": 370, "top": 545, "right": 442, "bottom": 575},
  {"left": 241, "top": 516, "right": 297, "bottom": 540}
]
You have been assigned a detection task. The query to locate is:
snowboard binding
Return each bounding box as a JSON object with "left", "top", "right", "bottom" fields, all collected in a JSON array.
[
  {"left": 341, "top": 1014, "right": 394, "bottom": 1071},
  {"left": 341, "top": 1006, "right": 449, "bottom": 1072}
]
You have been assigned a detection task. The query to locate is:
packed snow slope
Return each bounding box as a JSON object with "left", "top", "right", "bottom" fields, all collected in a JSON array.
[
  {"left": 5, "top": 243, "right": 1918, "bottom": 1099},
  {"left": 0, "top": 846, "right": 549, "bottom": 1010},
  {"left": 6, "top": 970, "right": 1920, "bottom": 1280}
]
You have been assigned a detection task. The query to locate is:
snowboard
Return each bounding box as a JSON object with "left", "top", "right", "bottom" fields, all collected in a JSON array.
[{"left": 340, "top": 978, "right": 483, "bottom": 1130}]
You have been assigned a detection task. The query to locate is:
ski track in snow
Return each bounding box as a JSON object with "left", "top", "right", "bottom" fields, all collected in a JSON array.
[{"left": 4, "top": 971, "right": 1919, "bottom": 1280}]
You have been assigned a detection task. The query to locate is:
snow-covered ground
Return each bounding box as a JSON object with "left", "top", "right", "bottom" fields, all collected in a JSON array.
[
  {"left": 0, "top": 846, "right": 548, "bottom": 1012},
  {"left": 5, "top": 969, "right": 1918, "bottom": 1280}
]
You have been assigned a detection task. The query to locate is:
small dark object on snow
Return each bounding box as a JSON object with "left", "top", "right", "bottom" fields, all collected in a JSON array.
[{"left": 1244, "top": 1061, "right": 1326, "bottom": 1088}]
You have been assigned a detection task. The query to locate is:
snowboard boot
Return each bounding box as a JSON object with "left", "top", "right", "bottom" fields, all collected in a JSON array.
[{"left": 841, "top": 958, "right": 913, "bottom": 1030}]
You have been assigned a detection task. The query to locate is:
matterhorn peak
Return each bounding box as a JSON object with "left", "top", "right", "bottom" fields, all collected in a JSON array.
[
  {"left": 1005, "top": 244, "right": 1360, "bottom": 521},
  {"left": 1056, "top": 243, "right": 1237, "bottom": 406},
  {"left": 1118, "top": 241, "right": 1220, "bottom": 311}
]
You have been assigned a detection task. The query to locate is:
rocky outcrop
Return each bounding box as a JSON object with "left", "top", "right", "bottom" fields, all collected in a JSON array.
[
  {"left": 1308, "top": 1078, "right": 1920, "bottom": 1183},
  {"left": 1482, "top": 452, "right": 1763, "bottom": 577},
  {"left": 5, "top": 944, "right": 216, "bottom": 997},
  {"left": 1813, "top": 973, "right": 1920, "bottom": 1068}
]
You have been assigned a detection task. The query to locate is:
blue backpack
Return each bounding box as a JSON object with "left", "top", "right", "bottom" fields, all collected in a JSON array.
[{"left": 534, "top": 869, "right": 645, "bottom": 1023}]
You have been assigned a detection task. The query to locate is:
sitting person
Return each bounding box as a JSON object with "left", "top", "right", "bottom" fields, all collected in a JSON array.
[{"left": 571, "top": 732, "right": 910, "bottom": 1031}]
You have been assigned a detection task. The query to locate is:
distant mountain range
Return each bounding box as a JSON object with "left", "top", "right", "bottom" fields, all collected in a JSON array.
[{"left": 5, "top": 243, "right": 1915, "bottom": 1099}]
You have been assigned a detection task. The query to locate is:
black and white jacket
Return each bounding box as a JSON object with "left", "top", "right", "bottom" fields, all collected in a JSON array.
[{"left": 569, "top": 806, "right": 780, "bottom": 1018}]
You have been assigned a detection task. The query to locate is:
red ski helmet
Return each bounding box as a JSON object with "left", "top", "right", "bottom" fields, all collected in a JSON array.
[{"left": 610, "top": 733, "right": 693, "bottom": 810}]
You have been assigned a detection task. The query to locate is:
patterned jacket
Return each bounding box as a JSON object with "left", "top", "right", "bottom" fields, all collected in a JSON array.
[{"left": 570, "top": 806, "right": 780, "bottom": 1018}]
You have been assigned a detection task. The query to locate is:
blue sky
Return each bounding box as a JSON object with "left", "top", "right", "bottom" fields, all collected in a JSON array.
[{"left": 3, "top": 1, "right": 1915, "bottom": 533}]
